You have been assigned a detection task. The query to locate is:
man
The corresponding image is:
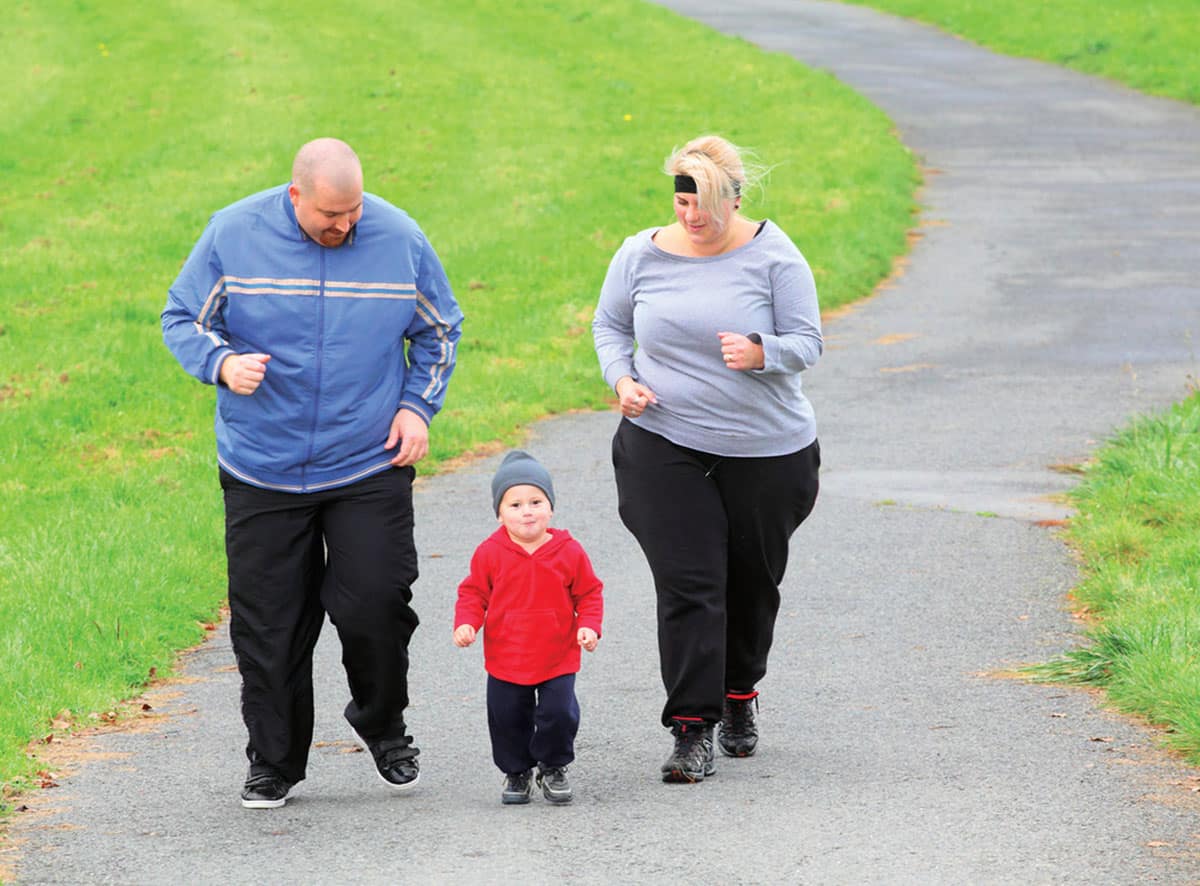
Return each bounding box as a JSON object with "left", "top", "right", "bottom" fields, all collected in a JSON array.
[{"left": 162, "top": 138, "right": 463, "bottom": 809}]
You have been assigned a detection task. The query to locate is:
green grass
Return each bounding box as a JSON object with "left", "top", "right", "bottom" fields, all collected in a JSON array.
[
  {"left": 1027, "top": 394, "right": 1200, "bottom": 762},
  {"left": 846, "top": 0, "right": 1200, "bottom": 105},
  {"left": 0, "top": 0, "right": 916, "bottom": 806}
]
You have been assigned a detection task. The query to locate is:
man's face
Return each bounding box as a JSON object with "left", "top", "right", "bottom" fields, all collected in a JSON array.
[{"left": 288, "top": 177, "right": 363, "bottom": 248}]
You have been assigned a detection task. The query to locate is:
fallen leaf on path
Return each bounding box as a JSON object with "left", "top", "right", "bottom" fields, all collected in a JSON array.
[{"left": 879, "top": 363, "right": 937, "bottom": 374}]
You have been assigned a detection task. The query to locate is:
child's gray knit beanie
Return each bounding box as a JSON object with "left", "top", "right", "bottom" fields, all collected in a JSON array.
[{"left": 491, "top": 450, "right": 555, "bottom": 514}]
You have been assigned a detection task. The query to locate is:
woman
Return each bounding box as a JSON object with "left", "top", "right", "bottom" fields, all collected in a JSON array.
[{"left": 592, "top": 134, "right": 821, "bottom": 784}]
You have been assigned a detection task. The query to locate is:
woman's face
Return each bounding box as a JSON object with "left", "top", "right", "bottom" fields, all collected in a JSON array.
[{"left": 674, "top": 192, "right": 735, "bottom": 249}]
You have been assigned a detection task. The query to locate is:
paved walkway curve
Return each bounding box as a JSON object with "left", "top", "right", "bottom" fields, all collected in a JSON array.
[{"left": 10, "top": 3, "right": 1200, "bottom": 884}]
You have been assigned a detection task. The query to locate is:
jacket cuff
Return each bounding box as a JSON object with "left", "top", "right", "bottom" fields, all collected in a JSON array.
[
  {"left": 398, "top": 398, "right": 433, "bottom": 424},
  {"left": 208, "top": 348, "right": 235, "bottom": 386}
]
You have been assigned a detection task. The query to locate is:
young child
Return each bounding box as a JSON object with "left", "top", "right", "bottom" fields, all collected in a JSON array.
[{"left": 454, "top": 449, "right": 604, "bottom": 805}]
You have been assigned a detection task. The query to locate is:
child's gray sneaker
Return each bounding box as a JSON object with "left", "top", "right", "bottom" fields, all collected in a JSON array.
[
  {"left": 536, "top": 766, "right": 573, "bottom": 804},
  {"left": 502, "top": 769, "right": 534, "bottom": 805}
]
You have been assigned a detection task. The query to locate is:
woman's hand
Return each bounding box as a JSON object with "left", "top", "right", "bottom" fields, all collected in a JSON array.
[
  {"left": 615, "top": 375, "right": 657, "bottom": 418},
  {"left": 718, "top": 332, "right": 765, "bottom": 371}
]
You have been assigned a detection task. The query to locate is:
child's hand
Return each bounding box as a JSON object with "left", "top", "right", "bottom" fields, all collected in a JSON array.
[
  {"left": 454, "top": 624, "right": 477, "bottom": 647},
  {"left": 577, "top": 627, "right": 598, "bottom": 652}
]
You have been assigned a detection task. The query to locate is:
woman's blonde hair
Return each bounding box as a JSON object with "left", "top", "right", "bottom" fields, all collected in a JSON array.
[{"left": 664, "top": 135, "right": 765, "bottom": 231}]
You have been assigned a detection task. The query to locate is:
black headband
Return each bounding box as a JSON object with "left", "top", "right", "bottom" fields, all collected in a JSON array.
[{"left": 673, "top": 174, "right": 741, "bottom": 197}]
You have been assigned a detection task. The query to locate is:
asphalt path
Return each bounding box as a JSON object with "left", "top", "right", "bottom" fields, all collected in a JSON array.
[{"left": 10, "top": 2, "right": 1200, "bottom": 883}]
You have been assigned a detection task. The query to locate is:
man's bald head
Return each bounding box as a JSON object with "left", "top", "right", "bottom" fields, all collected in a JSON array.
[
  {"left": 288, "top": 138, "right": 364, "bottom": 248},
  {"left": 291, "top": 138, "right": 362, "bottom": 196}
]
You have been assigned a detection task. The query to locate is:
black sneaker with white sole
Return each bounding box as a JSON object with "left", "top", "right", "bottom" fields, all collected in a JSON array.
[
  {"left": 350, "top": 726, "right": 420, "bottom": 791},
  {"left": 536, "top": 766, "right": 573, "bottom": 804},
  {"left": 241, "top": 770, "right": 293, "bottom": 809}
]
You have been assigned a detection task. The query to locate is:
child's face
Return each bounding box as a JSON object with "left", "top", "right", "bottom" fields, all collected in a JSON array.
[{"left": 497, "top": 484, "right": 553, "bottom": 546}]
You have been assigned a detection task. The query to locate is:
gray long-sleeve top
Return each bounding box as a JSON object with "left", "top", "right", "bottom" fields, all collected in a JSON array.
[{"left": 592, "top": 221, "right": 822, "bottom": 457}]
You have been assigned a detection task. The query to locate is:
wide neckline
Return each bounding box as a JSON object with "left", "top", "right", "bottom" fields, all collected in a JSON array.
[{"left": 647, "top": 219, "right": 769, "bottom": 262}]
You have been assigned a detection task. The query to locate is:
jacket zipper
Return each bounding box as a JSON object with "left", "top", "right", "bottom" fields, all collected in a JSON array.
[{"left": 303, "top": 248, "right": 327, "bottom": 489}]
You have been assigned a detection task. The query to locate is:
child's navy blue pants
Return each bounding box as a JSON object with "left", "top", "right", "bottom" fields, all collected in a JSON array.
[{"left": 487, "top": 673, "right": 579, "bottom": 774}]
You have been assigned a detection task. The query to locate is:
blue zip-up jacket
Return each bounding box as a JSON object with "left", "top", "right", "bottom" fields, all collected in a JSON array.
[{"left": 162, "top": 184, "right": 463, "bottom": 493}]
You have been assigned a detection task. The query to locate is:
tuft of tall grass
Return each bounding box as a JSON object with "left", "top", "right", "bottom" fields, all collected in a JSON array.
[{"left": 1028, "top": 394, "right": 1200, "bottom": 762}]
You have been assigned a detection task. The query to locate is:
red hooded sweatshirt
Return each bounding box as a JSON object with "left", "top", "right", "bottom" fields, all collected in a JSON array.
[{"left": 455, "top": 526, "right": 604, "bottom": 685}]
